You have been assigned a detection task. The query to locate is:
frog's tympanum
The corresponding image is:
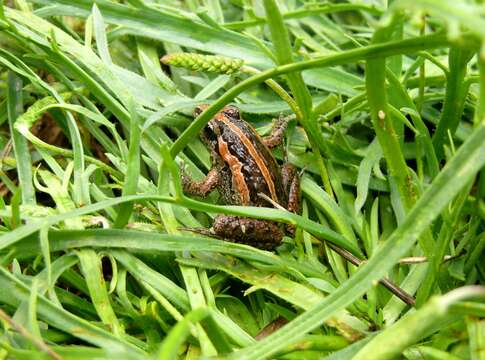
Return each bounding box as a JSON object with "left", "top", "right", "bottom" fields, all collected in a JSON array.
[{"left": 182, "top": 105, "right": 300, "bottom": 250}]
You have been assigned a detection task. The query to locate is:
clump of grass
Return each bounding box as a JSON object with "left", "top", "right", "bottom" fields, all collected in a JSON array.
[{"left": 0, "top": 0, "right": 484, "bottom": 359}]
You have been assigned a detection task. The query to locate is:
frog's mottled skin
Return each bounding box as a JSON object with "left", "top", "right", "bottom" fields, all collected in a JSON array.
[{"left": 182, "top": 105, "right": 300, "bottom": 250}]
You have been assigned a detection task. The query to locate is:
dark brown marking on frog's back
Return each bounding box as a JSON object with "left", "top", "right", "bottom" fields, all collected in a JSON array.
[
  {"left": 214, "top": 112, "right": 283, "bottom": 206},
  {"left": 216, "top": 135, "right": 251, "bottom": 205}
]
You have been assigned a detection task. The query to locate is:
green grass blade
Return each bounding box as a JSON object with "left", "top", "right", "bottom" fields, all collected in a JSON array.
[
  {"left": 365, "top": 15, "right": 413, "bottom": 211},
  {"left": 432, "top": 47, "right": 474, "bottom": 158},
  {"left": 0, "top": 267, "right": 146, "bottom": 358},
  {"left": 155, "top": 308, "right": 210, "bottom": 360},
  {"left": 355, "top": 287, "right": 485, "bottom": 360},
  {"left": 6, "top": 72, "right": 35, "bottom": 205},
  {"left": 76, "top": 249, "right": 124, "bottom": 337},
  {"left": 111, "top": 250, "right": 189, "bottom": 312},
  {"left": 114, "top": 98, "right": 140, "bottom": 228},
  {"left": 92, "top": 4, "right": 112, "bottom": 66}
]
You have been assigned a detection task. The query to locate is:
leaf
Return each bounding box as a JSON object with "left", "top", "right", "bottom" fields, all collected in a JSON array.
[
  {"left": 92, "top": 4, "right": 112, "bottom": 65},
  {"left": 302, "top": 176, "right": 357, "bottom": 245},
  {"left": 76, "top": 249, "right": 124, "bottom": 336},
  {"left": 448, "top": 257, "right": 466, "bottom": 281},
  {"left": 194, "top": 75, "right": 231, "bottom": 100},
  {"left": 303, "top": 68, "right": 363, "bottom": 96},
  {"left": 155, "top": 308, "right": 210, "bottom": 360},
  {"left": 216, "top": 296, "right": 259, "bottom": 336},
  {"left": 355, "top": 139, "right": 383, "bottom": 214},
  {"left": 7, "top": 72, "right": 36, "bottom": 205},
  {"left": 114, "top": 97, "right": 140, "bottom": 228}
]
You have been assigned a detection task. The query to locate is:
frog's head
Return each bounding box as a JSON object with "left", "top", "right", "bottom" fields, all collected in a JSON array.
[
  {"left": 220, "top": 106, "right": 240, "bottom": 120},
  {"left": 193, "top": 104, "right": 240, "bottom": 120},
  {"left": 193, "top": 104, "right": 209, "bottom": 117},
  {"left": 196, "top": 105, "right": 241, "bottom": 148}
]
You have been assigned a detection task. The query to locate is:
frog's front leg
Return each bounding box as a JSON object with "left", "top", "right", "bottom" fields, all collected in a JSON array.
[
  {"left": 262, "top": 116, "right": 290, "bottom": 149},
  {"left": 181, "top": 167, "right": 219, "bottom": 197}
]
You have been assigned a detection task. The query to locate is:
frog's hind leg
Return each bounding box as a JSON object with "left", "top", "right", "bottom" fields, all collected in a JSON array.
[
  {"left": 262, "top": 115, "right": 290, "bottom": 149},
  {"left": 181, "top": 167, "right": 219, "bottom": 197},
  {"left": 281, "top": 163, "right": 301, "bottom": 236},
  {"left": 212, "top": 215, "right": 283, "bottom": 250},
  {"left": 281, "top": 163, "right": 300, "bottom": 214}
]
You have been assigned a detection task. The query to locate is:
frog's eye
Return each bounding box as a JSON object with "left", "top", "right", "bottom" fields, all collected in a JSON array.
[
  {"left": 194, "top": 104, "right": 209, "bottom": 117},
  {"left": 223, "top": 106, "right": 240, "bottom": 119}
]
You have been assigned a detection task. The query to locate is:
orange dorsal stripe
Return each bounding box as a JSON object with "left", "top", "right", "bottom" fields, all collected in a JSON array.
[
  {"left": 217, "top": 115, "right": 278, "bottom": 203},
  {"left": 217, "top": 138, "right": 251, "bottom": 205}
]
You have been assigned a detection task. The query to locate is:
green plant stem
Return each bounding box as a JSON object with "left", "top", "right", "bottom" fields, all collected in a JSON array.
[
  {"left": 432, "top": 46, "right": 474, "bottom": 158},
  {"left": 387, "top": 0, "right": 403, "bottom": 76},
  {"left": 365, "top": 15, "right": 414, "bottom": 211},
  {"left": 477, "top": 56, "right": 485, "bottom": 123},
  {"left": 158, "top": 145, "right": 218, "bottom": 357},
  {"left": 170, "top": 32, "right": 451, "bottom": 156},
  {"left": 385, "top": 69, "right": 439, "bottom": 179},
  {"left": 451, "top": 301, "right": 485, "bottom": 317},
  {"left": 417, "top": 16, "right": 426, "bottom": 112},
  {"left": 242, "top": 66, "right": 301, "bottom": 119},
  {"left": 49, "top": 31, "right": 89, "bottom": 206}
]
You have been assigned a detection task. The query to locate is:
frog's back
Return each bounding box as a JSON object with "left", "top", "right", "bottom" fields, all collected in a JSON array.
[{"left": 216, "top": 115, "right": 285, "bottom": 207}]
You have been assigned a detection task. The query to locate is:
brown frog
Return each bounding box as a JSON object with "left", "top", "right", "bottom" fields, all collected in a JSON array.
[{"left": 182, "top": 104, "right": 300, "bottom": 250}]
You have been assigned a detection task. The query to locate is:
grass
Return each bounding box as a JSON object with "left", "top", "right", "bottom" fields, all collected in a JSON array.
[{"left": 0, "top": 0, "right": 484, "bottom": 359}]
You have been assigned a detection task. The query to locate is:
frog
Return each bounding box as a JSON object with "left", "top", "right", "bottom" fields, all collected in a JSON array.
[{"left": 181, "top": 104, "right": 300, "bottom": 250}]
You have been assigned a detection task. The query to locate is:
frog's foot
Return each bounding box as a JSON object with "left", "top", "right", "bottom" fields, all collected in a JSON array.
[{"left": 212, "top": 215, "right": 283, "bottom": 250}]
